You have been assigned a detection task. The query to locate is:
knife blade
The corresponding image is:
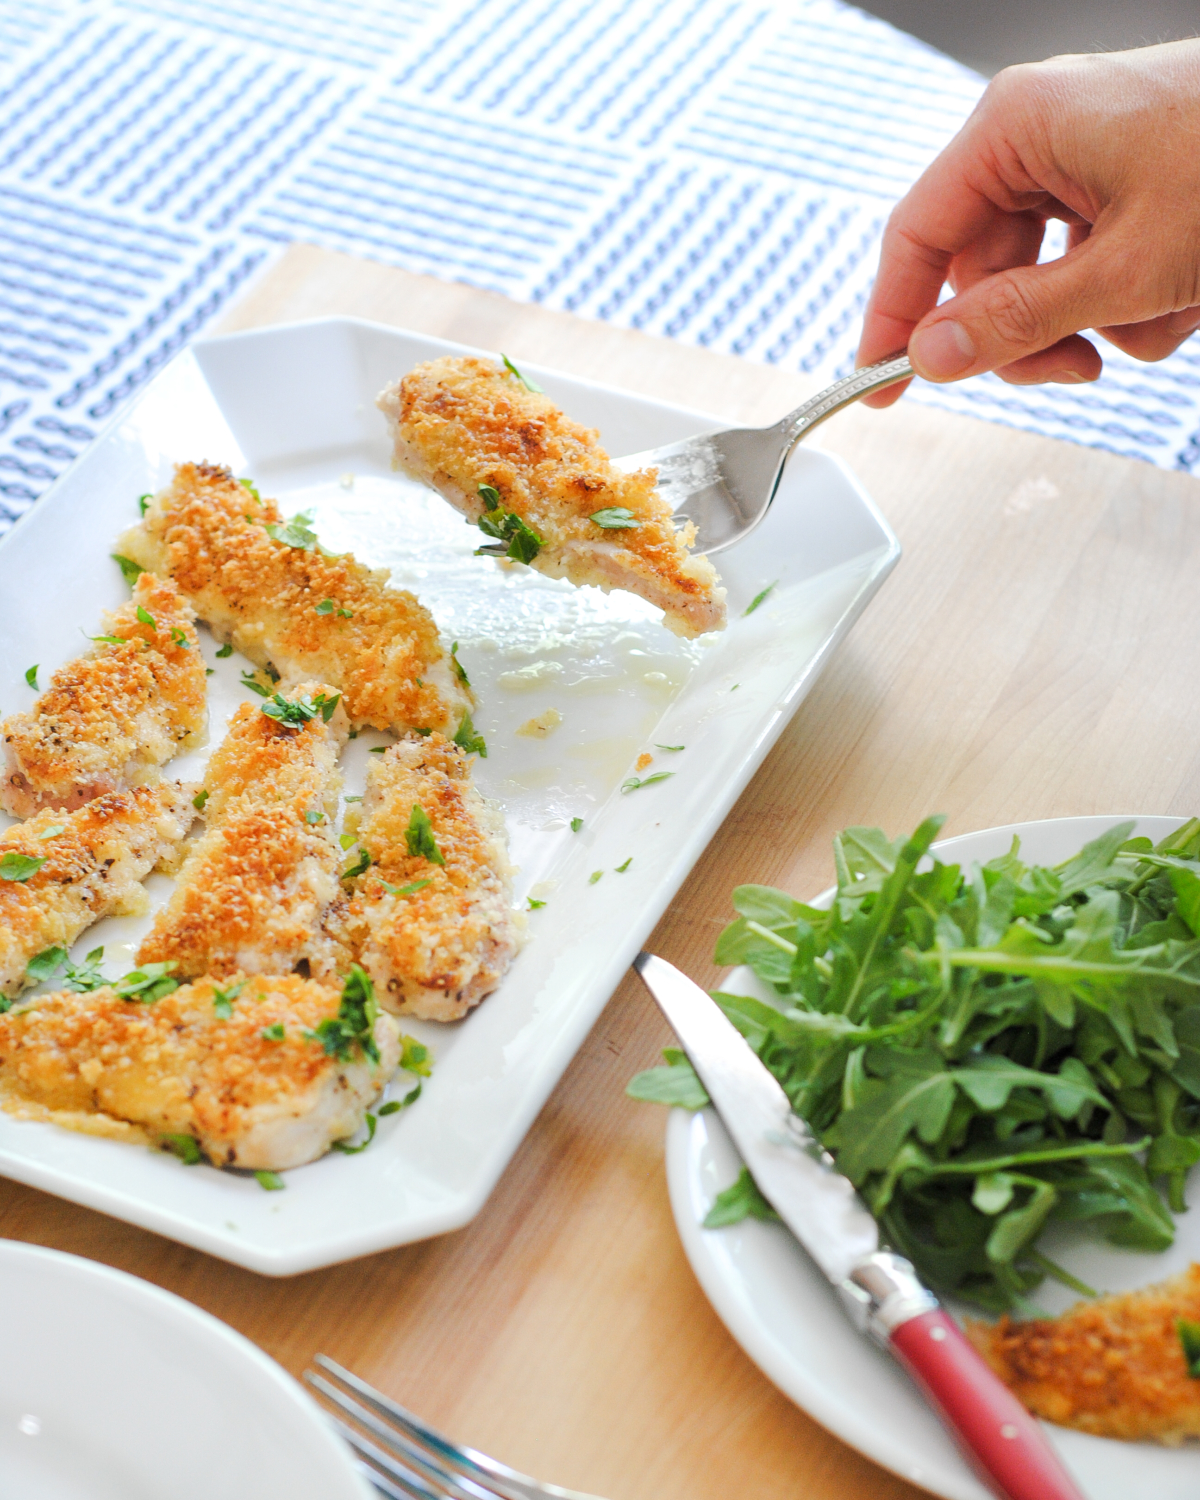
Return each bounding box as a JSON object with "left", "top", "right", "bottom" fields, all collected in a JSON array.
[{"left": 634, "top": 951, "right": 1085, "bottom": 1500}]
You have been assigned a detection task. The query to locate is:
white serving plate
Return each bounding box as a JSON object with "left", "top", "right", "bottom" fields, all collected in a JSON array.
[
  {"left": 0, "top": 1237, "right": 367, "bottom": 1499},
  {"left": 0, "top": 316, "right": 898, "bottom": 1274},
  {"left": 667, "top": 815, "right": 1200, "bottom": 1500}
]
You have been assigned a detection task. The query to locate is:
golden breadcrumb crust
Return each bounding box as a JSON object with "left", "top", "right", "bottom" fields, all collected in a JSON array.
[
  {"left": 377, "top": 356, "right": 726, "bottom": 638},
  {"left": 0, "top": 974, "right": 399, "bottom": 1170},
  {"left": 341, "top": 733, "right": 517, "bottom": 1021},
  {"left": 0, "top": 784, "right": 195, "bottom": 999},
  {"left": 967, "top": 1264, "right": 1200, "bottom": 1443},
  {"left": 0, "top": 573, "right": 206, "bottom": 817},
  {"left": 118, "top": 462, "right": 471, "bottom": 733},
  {"left": 137, "top": 688, "right": 347, "bottom": 981}
]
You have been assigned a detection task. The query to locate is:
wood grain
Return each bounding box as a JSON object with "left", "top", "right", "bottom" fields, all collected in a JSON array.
[{"left": 5, "top": 242, "right": 1200, "bottom": 1500}]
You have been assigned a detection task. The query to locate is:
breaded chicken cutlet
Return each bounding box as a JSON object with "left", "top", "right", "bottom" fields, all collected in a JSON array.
[
  {"left": 0, "top": 573, "right": 205, "bottom": 818},
  {"left": 377, "top": 356, "right": 727, "bottom": 638},
  {"left": 137, "top": 685, "right": 348, "bottom": 982},
  {"left": 340, "top": 733, "right": 517, "bottom": 1021},
  {"left": 117, "top": 462, "right": 471, "bottom": 736},
  {"left": 0, "top": 970, "right": 400, "bottom": 1170},
  {"left": 0, "top": 783, "right": 196, "bottom": 999},
  {"left": 968, "top": 1264, "right": 1200, "bottom": 1443}
]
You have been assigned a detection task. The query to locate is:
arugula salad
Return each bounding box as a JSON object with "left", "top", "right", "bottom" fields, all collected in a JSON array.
[{"left": 631, "top": 815, "right": 1200, "bottom": 1311}]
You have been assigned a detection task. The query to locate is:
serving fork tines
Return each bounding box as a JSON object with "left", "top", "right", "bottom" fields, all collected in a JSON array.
[
  {"left": 305, "top": 1355, "right": 606, "bottom": 1500},
  {"left": 613, "top": 351, "right": 913, "bottom": 554}
]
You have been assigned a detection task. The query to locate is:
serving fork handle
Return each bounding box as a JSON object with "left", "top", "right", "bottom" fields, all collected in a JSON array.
[{"left": 774, "top": 352, "right": 914, "bottom": 451}]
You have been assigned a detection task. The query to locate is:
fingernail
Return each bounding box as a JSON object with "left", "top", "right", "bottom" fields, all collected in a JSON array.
[
  {"left": 1049, "top": 370, "right": 1089, "bottom": 384},
  {"left": 1168, "top": 308, "right": 1200, "bottom": 337},
  {"left": 909, "top": 319, "right": 975, "bottom": 380}
]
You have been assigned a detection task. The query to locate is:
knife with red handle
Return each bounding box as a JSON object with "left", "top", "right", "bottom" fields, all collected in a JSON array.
[{"left": 633, "top": 952, "right": 1085, "bottom": 1500}]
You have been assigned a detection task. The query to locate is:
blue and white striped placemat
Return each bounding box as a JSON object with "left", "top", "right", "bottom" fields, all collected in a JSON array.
[{"left": 0, "top": 0, "right": 1193, "bottom": 530}]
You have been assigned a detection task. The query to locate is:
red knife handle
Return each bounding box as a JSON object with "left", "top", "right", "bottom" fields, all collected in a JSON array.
[{"left": 890, "top": 1309, "right": 1083, "bottom": 1500}]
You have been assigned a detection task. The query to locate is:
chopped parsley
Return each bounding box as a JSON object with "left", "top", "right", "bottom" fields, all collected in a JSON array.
[
  {"left": 343, "top": 846, "right": 371, "bottom": 879},
  {"left": 743, "top": 581, "right": 778, "bottom": 616},
  {"left": 502, "top": 353, "right": 543, "bottom": 393},
  {"left": 261, "top": 1022, "right": 285, "bottom": 1042},
  {"left": 477, "top": 483, "right": 502, "bottom": 510},
  {"left": 589, "top": 870, "right": 603, "bottom": 884},
  {"left": 113, "top": 962, "right": 178, "bottom": 1003},
  {"left": 315, "top": 598, "right": 353, "bottom": 618},
  {"left": 344, "top": 794, "right": 362, "bottom": 802},
  {"left": 112, "top": 554, "right": 143, "bottom": 586},
  {"left": 368, "top": 745, "right": 387, "bottom": 753},
  {"left": 26, "top": 947, "right": 68, "bottom": 983},
  {"left": 615, "top": 857, "right": 632, "bottom": 873},
  {"left": 193, "top": 789, "right": 209, "bottom": 812},
  {"left": 239, "top": 478, "right": 261, "bottom": 502},
  {"left": 38, "top": 824, "right": 64, "bottom": 840},
  {"left": 255, "top": 1170, "right": 285, "bottom": 1191},
  {"left": 260, "top": 690, "right": 341, "bottom": 726},
  {"left": 63, "top": 947, "right": 106, "bottom": 992},
  {"left": 87, "top": 633, "right": 127, "bottom": 647},
  {"left": 570, "top": 817, "right": 583, "bottom": 833},
  {"left": 0, "top": 851, "right": 44, "bottom": 882},
  {"left": 405, "top": 804, "right": 445, "bottom": 865},
  {"left": 655, "top": 744, "right": 685, "bottom": 752},
  {"left": 621, "top": 772, "right": 675, "bottom": 794},
  {"left": 240, "top": 670, "right": 269, "bottom": 697},
  {"left": 400, "top": 1034, "right": 431, "bottom": 1076},
  {"left": 215, "top": 642, "right": 234, "bottom": 658},
  {"left": 264, "top": 509, "right": 327, "bottom": 553},
  {"left": 589, "top": 507, "right": 640, "bottom": 529},
  {"left": 477, "top": 507, "right": 545, "bottom": 564},
  {"left": 170, "top": 626, "right": 189, "bottom": 648},
  {"left": 137, "top": 493, "right": 151, "bottom": 516},
  {"left": 528, "top": 897, "right": 546, "bottom": 910},
  {"left": 212, "top": 979, "right": 244, "bottom": 1020},
  {"left": 331, "top": 1112, "right": 377, "bottom": 1154},
  {"left": 453, "top": 710, "right": 487, "bottom": 758},
  {"left": 449, "top": 641, "right": 470, "bottom": 686},
  {"left": 305, "top": 809, "right": 323, "bottom": 825},
  {"left": 1180, "top": 1319, "right": 1200, "bottom": 1378},
  {"left": 135, "top": 604, "right": 156, "bottom": 629},
  {"left": 304, "top": 965, "right": 380, "bottom": 1064},
  {"left": 378, "top": 1081, "right": 422, "bottom": 1114},
  {"left": 162, "top": 1134, "right": 203, "bottom": 1166},
  {"left": 380, "top": 877, "right": 431, "bottom": 897},
  {"left": 24, "top": 664, "right": 37, "bottom": 689}
]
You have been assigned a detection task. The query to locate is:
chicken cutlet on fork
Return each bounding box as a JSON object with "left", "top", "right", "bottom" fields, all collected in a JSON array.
[
  {"left": 0, "top": 783, "right": 197, "bottom": 999},
  {"left": 340, "top": 733, "right": 517, "bottom": 1021},
  {"left": 136, "top": 684, "right": 348, "bottom": 982},
  {"left": 0, "top": 971, "right": 400, "bottom": 1169},
  {"left": 377, "top": 355, "right": 727, "bottom": 638},
  {"left": 118, "top": 462, "right": 472, "bottom": 736},
  {"left": 0, "top": 573, "right": 206, "bottom": 817}
]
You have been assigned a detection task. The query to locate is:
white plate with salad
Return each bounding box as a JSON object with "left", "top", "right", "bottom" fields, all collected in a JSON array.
[{"left": 663, "top": 814, "right": 1200, "bottom": 1500}]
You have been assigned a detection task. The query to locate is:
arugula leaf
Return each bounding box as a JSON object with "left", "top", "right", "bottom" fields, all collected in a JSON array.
[
  {"left": 626, "top": 1048, "right": 709, "bottom": 1109},
  {"left": 405, "top": 804, "right": 445, "bottom": 865},
  {"left": 703, "top": 1167, "right": 780, "bottom": 1228}
]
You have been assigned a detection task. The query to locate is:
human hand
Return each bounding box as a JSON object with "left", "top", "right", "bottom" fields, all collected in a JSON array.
[{"left": 856, "top": 39, "right": 1200, "bottom": 407}]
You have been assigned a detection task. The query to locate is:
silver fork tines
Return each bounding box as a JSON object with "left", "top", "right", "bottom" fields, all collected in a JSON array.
[{"left": 305, "top": 1355, "right": 606, "bottom": 1500}]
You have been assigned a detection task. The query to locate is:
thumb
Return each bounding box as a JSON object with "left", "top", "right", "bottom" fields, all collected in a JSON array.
[{"left": 907, "top": 231, "right": 1148, "bottom": 382}]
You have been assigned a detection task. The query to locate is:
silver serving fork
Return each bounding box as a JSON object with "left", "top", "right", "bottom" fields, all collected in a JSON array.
[
  {"left": 305, "top": 1355, "right": 606, "bottom": 1500},
  {"left": 614, "top": 352, "right": 913, "bottom": 553}
]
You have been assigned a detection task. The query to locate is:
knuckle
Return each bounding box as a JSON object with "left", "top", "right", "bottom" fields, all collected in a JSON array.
[{"left": 984, "top": 276, "right": 1050, "bottom": 349}]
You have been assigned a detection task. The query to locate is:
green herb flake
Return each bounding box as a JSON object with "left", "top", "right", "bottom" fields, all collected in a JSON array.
[
  {"left": 260, "top": 690, "right": 340, "bottom": 726},
  {"left": 449, "top": 641, "right": 470, "bottom": 686},
  {"left": 331, "top": 1112, "right": 377, "bottom": 1155},
  {"left": 342, "top": 847, "right": 371, "bottom": 880},
  {"left": 37, "top": 824, "right": 64, "bottom": 840},
  {"left": 655, "top": 744, "right": 684, "bottom": 753},
  {"left": 570, "top": 817, "right": 584, "bottom": 833},
  {"left": 0, "top": 852, "right": 44, "bottom": 882},
  {"left": 1180, "top": 1319, "right": 1200, "bottom": 1377},
  {"left": 193, "top": 789, "right": 209, "bottom": 812},
  {"left": 240, "top": 670, "right": 269, "bottom": 697},
  {"left": 589, "top": 507, "right": 641, "bottom": 529},
  {"left": 305, "top": 809, "right": 323, "bottom": 825},
  {"left": 303, "top": 965, "right": 381, "bottom": 1065},
  {"left": 162, "top": 1134, "right": 203, "bottom": 1166},
  {"left": 255, "top": 1170, "right": 285, "bottom": 1191},
  {"left": 26, "top": 946, "right": 68, "bottom": 984},
  {"left": 138, "top": 493, "right": 151, "bottom": 516},
  {"left": 170, "top": 627, "right": 188, "bottom": 649},
  {"left": 239, "top": 478, "right": 261, "bottom": 502},
  {"left": 743, "top": 581, "right": 778, "bottom": 616},
  {"left": 315, "top": 598, "right": 335, "bottom": 616},
  {"left": 400, "top": 1034, "right": 432, "bottom": 1076},
  {"left": 453, "top": 710, "right": 487, "bottom": 758},
  {"left": 405, "top": 804, "right": 445, "bottom": 866},
  {"left": 135, "top": 604, "right": 156, "bottom": 629},
  {"left": 477, "top": 483, "right": 502, "bottom": 510},
  {"left": 261, "top": 1022, "right": 285, "bottom": 1042},
  {"left": 621, "top": 772, "right": 675, "bottom": 794},
  {"left": 501, "top": 353, "right": 543, "bottom": 393},
  {"left": 368, "top": 745, "right": 387, "bottom": 753},
  {"left": 212, "top": 979, "right": 245, "bottom": 1020},
  {"left": 24, "top": 664, "right": 38, "bottom": 689},
  {"left": 589, "top": 870, "right": 603, "bottom": 885},
  {"left": 113, "top": 962, "right": 178, "bottom": 1004},
  {"left": 215, "top": 643, "right": 234, "bottom": 658},
  {"left": 476, "top": 506, "right": 545, "bottom": 565},
  {"left": 528, "top": 897, "right": 546, "bottom": 910},
  {"left": 264, "top": 509, "right": 322, "bottom": 551},
  {"left": 112, "top": 554, "right": 143, "bottom": 586},
  {"left": 615, "top": 858, "right": 632, "bottom": 873},
  {"left": 380, "top": 877, "right": 432, "bottom": 897},
  {"left": 60, "top": 947, "right": 105, "bottom": 993}
]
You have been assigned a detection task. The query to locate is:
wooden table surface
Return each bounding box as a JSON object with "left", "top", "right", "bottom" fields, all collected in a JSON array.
[{"left": 6, "top": 243, "right": 1200, "bottom": 1500}]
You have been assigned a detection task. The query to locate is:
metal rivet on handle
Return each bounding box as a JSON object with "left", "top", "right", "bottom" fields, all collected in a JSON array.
[{"left": 929, "top": 1325, "right": 946, "bottom": 1341}]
